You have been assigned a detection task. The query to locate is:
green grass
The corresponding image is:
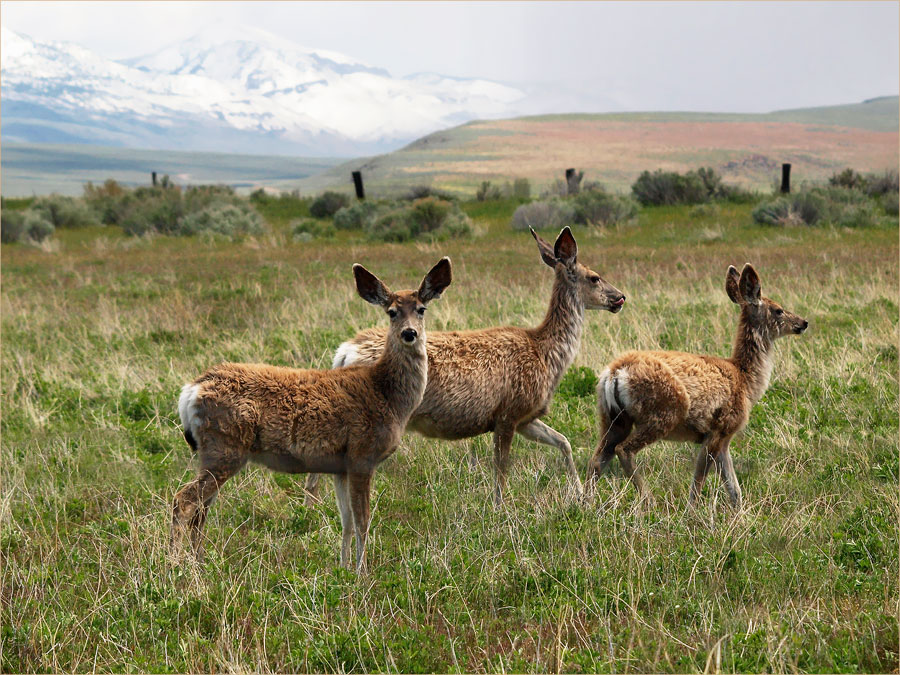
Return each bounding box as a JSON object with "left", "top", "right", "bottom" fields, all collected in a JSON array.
[{"left": 2, "top": 201, "right": 897, "bottom": 672}]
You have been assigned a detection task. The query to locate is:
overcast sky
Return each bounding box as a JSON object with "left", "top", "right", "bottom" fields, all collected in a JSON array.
[{"left": 2, "top": 1, "right": 897, "bottom": 113}]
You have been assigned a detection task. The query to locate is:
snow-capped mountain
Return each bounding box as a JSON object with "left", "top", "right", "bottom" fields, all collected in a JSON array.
[{"left": 0, "top": 26, "right": 526, "bottom": 156}]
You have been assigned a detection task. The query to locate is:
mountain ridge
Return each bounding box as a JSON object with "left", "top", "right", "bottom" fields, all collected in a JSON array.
[{"left": 0, "top": 26, "right": 526, "bottom": 156}]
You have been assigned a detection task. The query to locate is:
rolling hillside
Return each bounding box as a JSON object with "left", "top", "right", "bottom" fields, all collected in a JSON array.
[
  {"left": 294, "top": 96, "right": 899, "bottom": 197},
  {"left": 2, "top": 97, "right": 895, "bottom": 198}
]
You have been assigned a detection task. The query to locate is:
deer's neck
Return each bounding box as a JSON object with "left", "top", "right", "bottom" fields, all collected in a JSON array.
[
  {"left": 534, "top": 266, "right": 584, "bottom": 387},
  {"left": 731, "top": 315, "right": 776, "bottom": 403},
  {"left": 373, "top": 337, "right": 428, "bottom": 419}
]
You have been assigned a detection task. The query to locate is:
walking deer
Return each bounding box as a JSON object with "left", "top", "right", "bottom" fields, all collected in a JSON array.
[
  {"left": 586, "top": 263, "right": 808, "bottom": 507},
  {"left": 305, "top": 227, "right": 625, "bottom": 504},
  {"left": 171, "top": 258, "right": 452, "bottom": 573}
]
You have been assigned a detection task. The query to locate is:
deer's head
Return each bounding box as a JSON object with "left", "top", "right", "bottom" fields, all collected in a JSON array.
[
  {"left": 353, "top": 257, "right": 453, "bottom": 351},
  {"left": 531, "top": 227, "right": 625, "bottom": 312},
  {"left": 726, "top": 264, "right": 808, "bottom": 340}
]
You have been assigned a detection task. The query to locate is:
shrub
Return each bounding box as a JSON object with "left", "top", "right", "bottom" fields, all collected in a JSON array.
[
  {"left": 632, "top": 170, "right": 689, "bottom": 206},
  {"left": 829, "top": 168, "right": 867, "bottom": 190},
  {"left": 292, "top": 218, "right": 336, "bottom": 241},
  {"left": 403, "top": 185, "right": 456, "bottom": 201},
  {"left": 541, "top": 179, "right": 569, "bottom": 199},
  {"left": 752, "top": 198, "right": 795, "bottom": 227},
  {"left": 31, "top": 194, "right": 99, "bottom": 228},
  {"left": 475, "top": 181, "right": 502, "bottom": 202},
  {"left": 752, "top": 186, "right": 887, "bottom": 228},
  {"left": 309, "top": 191, "right": 350, "bottom": 218},
  {"left": 572, "top": 189, "right": 638, "bottom": 226},
  {"left": 121, "top": 187, "right": 184, "bottom": 236},
  {"left": 365, "top": 209, "right": 405, "bottom": 242},
  {"left": 365, "top": 199, "right": 471, "bottom": 242},
  {"left": 1, "top": 208, "right": 25, "bottom": 243},
  {"left": 510, "top": 199, "right": 576, "bottom": 231},
  {"left": 880, "top": 192, "right": 899, "bottom": 216},
  {"left": 632, "top": 167, "right": 747, "bottom": 206},
  {"left": 333, "top": 201, "right": 381, "bottom": 231},
  {"left": 2, "top": 208, "right": 55, "bottom": 243},
  {"left": 836, "top": 202, "right": 879, "bottom": 229},
  {"left": 828, "top": 168, "right": 898, "bottom": 197},
  {"left": 179, "top": 201, "right": 265, "bottom": 239},
  {"left": 22, "top": 210, "right": 55, "bottom": 242},
  {"left": 183, "top": 184, "right": 236, "bottom": 212},
  {"left": 790, "top": 191, "right": 828, "bottom": 226},
  {"left": 438, "top": 209, "right": 473, "bottom": 239},
  {"left": 407, "top": 198, "right": 452, "bottom": 233},
  {"left": 84, "top": 179, "right": 127, "bottom": 224},
  {"left": 512, "top": 178, "right": 531, "bottom": 200},
  {"left": 864, "top": 170, "right": 899, "bottom": 197}
]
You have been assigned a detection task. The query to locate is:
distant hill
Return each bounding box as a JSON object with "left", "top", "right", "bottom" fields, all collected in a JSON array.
[
  {"left": 2, "top": 97, "right": 895, "bottom": 198},
  {"left": 0, "top": 143, "right": 341, "bottom": 197},
  {"left": 294, "top": 96, "right": 899, "bottom": 197}
]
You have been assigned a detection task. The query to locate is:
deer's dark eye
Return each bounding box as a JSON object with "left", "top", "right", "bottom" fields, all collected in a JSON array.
[
  {"left": 590, "top": 276, "right": 600, "bottom": 284},
  {"left": 387, "top": 308, "right": 398, "bottom": 319},
  {"left": 774, "top": 308, "right": 784, "bottom": 317},
  {"left": 416, "top": 307, "right": 426, "bottom": 316}
]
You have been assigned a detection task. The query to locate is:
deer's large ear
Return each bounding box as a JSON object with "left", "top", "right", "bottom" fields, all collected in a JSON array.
[
  {"left": 531, "top": 228, "right": 558, "bottom": 268},
  {"left": 553, "top": 226, "right": 577, "bottom": 266},
  {"left": 353, "top": 264, "right": 392, "bottom": 307},
  {"left": 739, "top": 263, "right": 761, "bottom": 306},
  {"left": 418, "top": 257, "right": 452, "bottom": 303},
  {"left": 725, "top": 265, "right": 742, "bottom": 304}
]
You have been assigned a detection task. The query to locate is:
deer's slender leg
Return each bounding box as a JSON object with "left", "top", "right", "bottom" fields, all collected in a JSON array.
[
  {"left": 172, "top": 463, "right": 243, "bottom": 558},
  {"left": 304, "top": 473, "right": 322, "bottom": 505},
  {"left": 332, "top": 473, "right": 353, "bottom": 567},
  {"left": 517, "top": 419, "right": 582, "bottom": 495},
  {"left": 689, "top": 440, "right": 716, "bottom": 505},
  {"left": 171, "top": 432, "right": 246, "bottom": 558},
  {"left": 493, "top": 423, "right": 517, "bottom": 505},
  {"left": 713, "top": 444, "right": 742, "bottom": 509},
  {"left": 610, "top": 420, "right": 675, "bottom": 504},
  {"left": 348, "top": 472, "right": 373, "bottom": 574},
  {"left": 585, "top": 411, "right": 634, "bottom": 496}
]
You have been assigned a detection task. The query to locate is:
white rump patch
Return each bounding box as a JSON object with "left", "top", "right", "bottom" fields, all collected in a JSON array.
[
  {"left": 177, "top": 383, "right": 201, "bottom": 436},
  {"left": 597, "top": 368, "right": 612, "bottom": 412},
  {"left": 332, "top": 341, "right": 360, "bottom": 368},
  {"left": 600, "top": 367, "right": 631, "bottom": 415}
]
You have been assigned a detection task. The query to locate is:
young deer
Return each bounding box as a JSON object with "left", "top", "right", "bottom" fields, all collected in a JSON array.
[
  {"left": 305, "top": 227, "right": 625, "bottom": 504},
  {"left": 171, "top": 258, "right": 452, "bottom": 573},
  {"left": 586, "top": 264, "right": 808, "bottom": 507}
]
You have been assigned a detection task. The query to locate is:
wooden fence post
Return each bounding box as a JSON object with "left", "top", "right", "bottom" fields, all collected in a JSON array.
[
  {"left": 352, "top": 171, "right": 365, "bottom": 200},
  {"left": 565, "top": 168, "right": 583, "bottom": 195},
  {"left": 781, "top": 163, "right": 791, "bottom": 194},
  {"left": 152, "top": 171, "right": 157, "bottom": 187}
]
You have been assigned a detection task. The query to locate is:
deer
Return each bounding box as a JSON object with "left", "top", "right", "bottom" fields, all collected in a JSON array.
[
  {"left": 585, "top": 263, "right": 808, "bottom": 508},
  {"left": 171, "top": 258, "right": 452, "bottom": 573},
  {"left": 304, "top": 227, "right": 626, "bottom": 505}
]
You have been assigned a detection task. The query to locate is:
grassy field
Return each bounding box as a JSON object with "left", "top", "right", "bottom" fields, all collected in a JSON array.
[
  {"left": 297, "top": 97, "right": 899, "bottom": 197},
  {"left": 2, "top": 200, "right": 897, "bottom": 672}
]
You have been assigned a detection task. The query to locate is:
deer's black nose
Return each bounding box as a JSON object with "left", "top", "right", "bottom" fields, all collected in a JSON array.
[{"left": 401, "top": 328, "right": 418, "bottom": 343}]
